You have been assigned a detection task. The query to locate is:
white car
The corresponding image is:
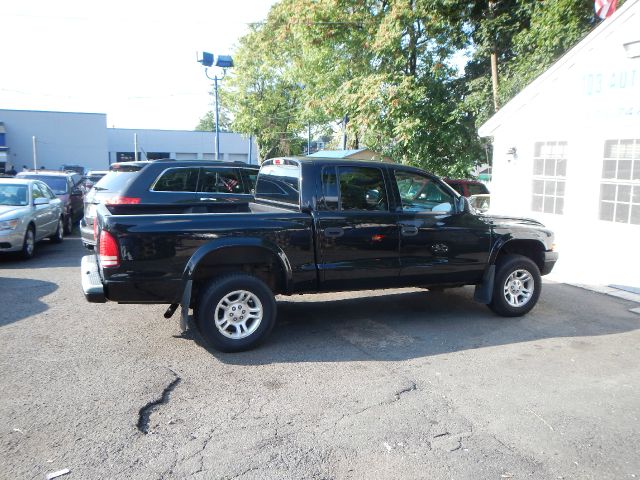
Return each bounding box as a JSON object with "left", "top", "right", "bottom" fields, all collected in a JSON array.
[{"left": 0, "top": 179, "right": 65, "bottom": 259}]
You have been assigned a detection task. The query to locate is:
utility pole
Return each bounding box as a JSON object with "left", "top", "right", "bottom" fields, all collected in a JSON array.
[
  {"left": 32, "top": 136, "right": 37, "bottom": 171},
  {"left": 197, "top": 53, "right": 233, "bottom": 162},
  {"left": 213, "top": 75, "right": 220, "bottom": 160},
  {"left": 248, "top": 135, "right": 253, "bottom": 165},
  {"left": 342, "top": 115, "right": 348, "bottom": 150},
  {"left": 134, "top": 133, "right": 139, "bottom": 162},
  {"left": 307, "top": 123, "right": 311, "bottom": 155}
]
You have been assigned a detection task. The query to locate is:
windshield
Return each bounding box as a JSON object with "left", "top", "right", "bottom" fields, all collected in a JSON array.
[
  {"left": 94, "top": 171, "right": 139, "bottom": 192},
  {"left": 19, "top": 175, "right": 67, "bottom": 195},
  {"left": 0, "top": 184, "right": 29, "bottom": 206},
  {"left": 467, "top": 183, "right": 489, "bottom": 196}
]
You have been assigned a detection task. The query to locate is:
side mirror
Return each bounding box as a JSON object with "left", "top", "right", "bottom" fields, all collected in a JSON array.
[
  {"left": 34, "top": 197, "right": 50, "bottom": 206},
  {"left": 456, "top": 195, "right": 468, "bottom": 213}
]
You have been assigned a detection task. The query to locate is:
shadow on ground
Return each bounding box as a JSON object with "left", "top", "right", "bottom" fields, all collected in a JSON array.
[
  {"left": 0, "top": 234, "right": 85, "bottom": 269},
  {"left": 196, "top": 282, "right": 639, "bottom": 365},
  {"left": 0, "top": 277, "right": 57, "bottom": 326}
]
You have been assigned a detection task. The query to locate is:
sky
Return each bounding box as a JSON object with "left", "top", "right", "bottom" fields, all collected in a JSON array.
[{"left": 1, "top": 0, "right": 277, "bottom": 130}]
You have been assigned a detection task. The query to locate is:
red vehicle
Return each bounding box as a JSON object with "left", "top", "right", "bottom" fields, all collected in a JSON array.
[{"left": 444, "top": 178, "right": 490, "bottom": 197}]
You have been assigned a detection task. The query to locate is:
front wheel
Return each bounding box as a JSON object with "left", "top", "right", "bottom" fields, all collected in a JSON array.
[
  {"left": 50, "top": 217, "right": 64, "bottom": 243},
  {"left": 196, "top": 273, "right": 277, "bottom": 352},
  {"left": 21, "top": 226, "right": 36, "bottom": 259},
  {"left": 488, "top": 254, "right": 541, "bottom": 317}
]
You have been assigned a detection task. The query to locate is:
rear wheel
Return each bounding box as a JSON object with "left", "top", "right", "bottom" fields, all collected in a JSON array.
[
  {"left": 50, "top": 217, "right": 64, "bottom": 243},
  {"left": 488, "top": 254, "right": 541, "bottom": 317},
  {"left": 21, "top": 225, "right": 36, "bottom": 259},
  {"left": 196, "top": 273, "right": 277, "bottom": 352},
  {"left": 63, "top": 213, "right": 74, "bottom": 234}
]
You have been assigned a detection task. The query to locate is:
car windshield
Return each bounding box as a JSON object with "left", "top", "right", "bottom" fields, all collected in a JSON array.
[
  {"left": 0, "top": 184, "right": 29, "bottom": 206},
  {"left": 467, "top": 183, "right": 489, "bottom": 196},
  {"left": 20, "top": 175, "right": 68, "bottom": 195}
]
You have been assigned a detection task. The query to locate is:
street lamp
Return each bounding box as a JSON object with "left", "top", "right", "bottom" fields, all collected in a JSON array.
[{"left": 197, "top": 52, "right": 234, "bottom": 161}]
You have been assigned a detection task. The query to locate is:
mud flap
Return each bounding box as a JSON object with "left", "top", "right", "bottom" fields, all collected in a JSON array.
[
  {"left": 180, "top": 279, "right": 192, "bottom": 333},
  {"left": 474, "top": 265, "right": 495, "bottom": 304}
]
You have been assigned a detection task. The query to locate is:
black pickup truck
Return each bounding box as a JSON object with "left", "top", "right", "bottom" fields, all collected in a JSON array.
[{"left": 81, "top": 157, "right": 558, "bottom": 352}]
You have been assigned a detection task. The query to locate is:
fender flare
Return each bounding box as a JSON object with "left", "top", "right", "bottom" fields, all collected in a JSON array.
[{"left": 178, "top": 237, "right": 292, "bottom": 331}]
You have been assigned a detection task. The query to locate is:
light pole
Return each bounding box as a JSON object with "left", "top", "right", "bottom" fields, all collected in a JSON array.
[{"left": 197, "top": 52, "right": 233, "bottom": 161}]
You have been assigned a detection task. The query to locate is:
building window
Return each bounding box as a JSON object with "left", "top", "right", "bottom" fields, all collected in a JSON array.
[
  {"left": 599, "top": 139, "right": 640, "bottom": 225},
  {"left": 532, "top": 141, "right": 567, "bottom": 214}
]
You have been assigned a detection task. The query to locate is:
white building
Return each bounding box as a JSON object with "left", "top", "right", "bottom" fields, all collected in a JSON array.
[
  {"left": 0, "top": 109, "right": 257, "bottom": 172},
  {"left": 479, "top": 0, "right": 640, "bottom": 289}
]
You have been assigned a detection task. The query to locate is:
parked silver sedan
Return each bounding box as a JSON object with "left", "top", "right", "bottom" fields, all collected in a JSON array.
[{"left": 0, "top": 179, "right": 64, "bottom": 259}]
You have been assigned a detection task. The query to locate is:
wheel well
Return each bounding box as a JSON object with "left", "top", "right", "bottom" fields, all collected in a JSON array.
[
  {"left": 495, "top": 240, "right": 545, "bottom": 272},
  {"left": 28, "top": 221, "right": 35, "bottom": 233},
  {"left": 190, "top": 246, "right": 286, "bottom": 301}
]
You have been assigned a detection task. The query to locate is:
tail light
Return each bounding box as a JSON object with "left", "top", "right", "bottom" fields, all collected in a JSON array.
[
  {"left": 105, "top": 196, "right": 141, "bottom": 205},
  {"left": 99, "top": 230, "right": 120, "bottom": 267}
]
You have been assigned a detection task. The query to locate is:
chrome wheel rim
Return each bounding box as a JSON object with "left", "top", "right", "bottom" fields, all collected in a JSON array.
[
  {"left": 25, "top": 230, "right": 34, "bottom": 256},
  {"left": 503, "top": 269, "right": 534, "bottom": 307},
  {"left": 214, "top": 290, "right": 263, "bottom": 339},
  {"left": 57, "top": 219, "right": 64, "bottom": 240}
]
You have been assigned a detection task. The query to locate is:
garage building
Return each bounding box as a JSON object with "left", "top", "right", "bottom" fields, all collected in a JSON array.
[
  {"left": 0, "top": 109, "right": 257, "bottom": 173},
  {"left": 479, "top": 0, "right": 640, "bottom": 288}
]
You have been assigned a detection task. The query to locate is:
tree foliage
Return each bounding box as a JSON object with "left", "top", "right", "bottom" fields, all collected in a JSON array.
[
  {"left": 221, "top": 0, "right": 603, "bottom": 174},
  {"left": 195, "top": 108, "right": 232, "bottom": 132}
]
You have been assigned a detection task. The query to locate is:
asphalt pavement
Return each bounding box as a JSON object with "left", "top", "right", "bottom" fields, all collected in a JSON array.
[{"left": 1, "top": 234, "right": 639, "bottom": 479}]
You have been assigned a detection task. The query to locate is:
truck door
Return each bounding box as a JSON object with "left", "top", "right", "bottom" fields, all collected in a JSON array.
[
  {"left": 392, "top": 169, "right": 491, "bottom": 285},
  {"left": 315, "top": 165, "right": 400, "bottom": 290}
]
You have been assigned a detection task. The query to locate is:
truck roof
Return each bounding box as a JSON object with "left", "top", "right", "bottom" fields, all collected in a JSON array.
[{"left": 269, "top": 156, "right": 441, "bottom": 177}]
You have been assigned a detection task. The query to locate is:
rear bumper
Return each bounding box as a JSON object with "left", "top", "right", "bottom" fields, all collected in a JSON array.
[
  {"left": 81, "top": 255, "right": 106, "bottom": 303},
  {"left": 80, "top": 218, "right": 95, "bottom": 248},
  {"left": 540, "top": 250, "right": 559, "bottom": 276}
]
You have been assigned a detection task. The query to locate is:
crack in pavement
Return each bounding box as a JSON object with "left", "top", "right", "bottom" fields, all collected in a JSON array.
[
  {"left": 393, "top": 381, "right": 417, "bottom": 401},
  {"left": 319, "top": 380, "right": 419, "bottom": 435},
  {"left": 136, "top": 370, "right": 181, "bottom": 434}
]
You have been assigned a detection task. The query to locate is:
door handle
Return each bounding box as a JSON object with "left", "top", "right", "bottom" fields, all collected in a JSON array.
[
  {"left": 199, "top": 197, "right": 218, "bottom": 201},
  {"left": 401, "top": 225, "right": 419, "bottom": 236},
  {"left": 323, "top": 227, "right": 344, "bottom": 238}
]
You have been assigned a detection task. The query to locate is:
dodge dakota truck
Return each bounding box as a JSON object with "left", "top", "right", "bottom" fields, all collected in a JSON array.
[{"left": 81, "top": 157, "right": 558, "bottom": 352}]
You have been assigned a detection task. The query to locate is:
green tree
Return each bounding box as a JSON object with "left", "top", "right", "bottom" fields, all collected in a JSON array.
[
  {"left": 221, "top": 0, "right": 605, "bottom": 174},
  {"left": 195, "top": 108, "right": 232, "bottom": 132}
]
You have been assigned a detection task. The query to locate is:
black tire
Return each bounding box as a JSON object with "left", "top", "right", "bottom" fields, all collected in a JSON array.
[
  {"left": 49, "top": 216, "right": 64, "bottom": 243},
  {"left": 196, "top": 273, "right": 277, "bottom": 352},
  {"left": 63, "top": 213, "right": 74, "bottom": 234},
  {"left": 21, "top": 225, "right": 36, "bottom": 260},
  {"left": 488, "top": 254, "right": 541, "bottom": 317}
]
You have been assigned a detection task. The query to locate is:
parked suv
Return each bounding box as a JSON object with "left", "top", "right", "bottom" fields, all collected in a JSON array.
[
  {"left": 80, "top": 160, "right": 259, "bottom": 249},
  {"left": 17, "top": 170, "right": 84, "bottom": 233}
]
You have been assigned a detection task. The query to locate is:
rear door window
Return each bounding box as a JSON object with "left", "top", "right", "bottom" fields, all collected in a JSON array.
[
  {"left": 94, "top": 171, "right": 140, "bottom": 193},
  {"left": 151, "top": 168, "right": 199, "bottom": 192},
  {"left": 338, "top": 166, "right": 388, "bottom": 211},
  {"left": 198, "top": 168, "right": 245, "bottom": 194}
]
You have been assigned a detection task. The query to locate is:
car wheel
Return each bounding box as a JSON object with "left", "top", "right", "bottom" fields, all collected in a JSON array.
[
  {"left": 21, "top": 225, "right": 36, "bottom": 259},
  {"left": 63, "top": 213, "right": 74, "bottom": 234},
  {"left": 488, "top": 254, "right": 541, "bottom": 317},
  {"left": 50, "top": 217, "right": 64, "bottom": 243},
  {"left": 196, "top": 273, "right": 277, "bottom": 352}
]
